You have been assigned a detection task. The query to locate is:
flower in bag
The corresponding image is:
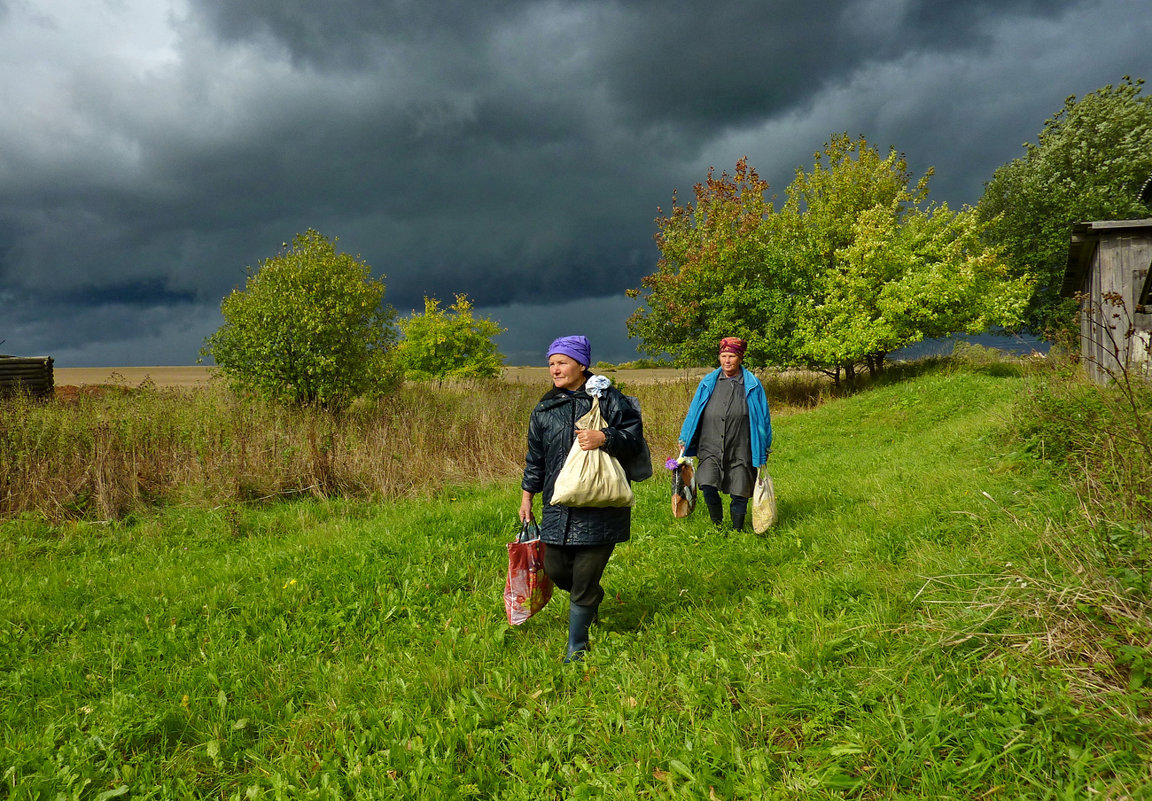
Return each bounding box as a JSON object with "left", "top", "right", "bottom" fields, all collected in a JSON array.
[{"left": 666, "top": 457, "right": 680, "bottom": 470}]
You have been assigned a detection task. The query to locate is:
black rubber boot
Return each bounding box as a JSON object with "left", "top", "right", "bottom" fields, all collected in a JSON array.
[
  {"left": 701, "top": 487, "right": 724, "bottom": 526},
  {"left": 730, "top": 496, "right": 749, "bottom": 532},
  {"left": 565, "top": 602, "right": 597, "bottom": 663}
]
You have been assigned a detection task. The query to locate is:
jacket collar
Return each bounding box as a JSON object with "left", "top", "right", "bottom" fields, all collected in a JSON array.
[{"left": 706, "top": 365, "right": 760, "bottom": 392}]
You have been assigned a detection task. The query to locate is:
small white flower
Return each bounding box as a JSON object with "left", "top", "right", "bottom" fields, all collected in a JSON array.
[{"left": 586, "top": 374, "right": 611, "bottom": 397}]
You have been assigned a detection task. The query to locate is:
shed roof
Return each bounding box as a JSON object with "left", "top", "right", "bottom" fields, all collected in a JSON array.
[{"left": 1062, "top": 217, "right": 1152, "bottom": 297}]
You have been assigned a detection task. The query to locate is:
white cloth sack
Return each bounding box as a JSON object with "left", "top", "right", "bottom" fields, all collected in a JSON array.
[
  {"left": 752, "top": 469, "right": 777, "bottom": 533},
  {"left": 550, "top": 397, "right": 634, "bottom": 508}
]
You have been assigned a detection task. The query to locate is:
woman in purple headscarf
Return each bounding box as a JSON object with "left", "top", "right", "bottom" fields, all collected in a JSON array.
[{"left": 519, "top": 335, "right": 647, "bottom": 662}]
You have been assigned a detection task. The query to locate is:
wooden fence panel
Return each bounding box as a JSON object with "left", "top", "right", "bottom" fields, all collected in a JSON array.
[{"left": 0, "top": 356, "right": 54, "bottom": 398}]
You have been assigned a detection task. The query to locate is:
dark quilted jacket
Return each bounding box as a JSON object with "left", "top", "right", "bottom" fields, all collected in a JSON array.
[{"left": 522, "top": 383, "right": 645, "bottom": 546}]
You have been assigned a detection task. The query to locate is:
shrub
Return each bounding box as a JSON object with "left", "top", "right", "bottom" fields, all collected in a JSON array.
[
  {"left": 1015, "top": 362, "right": 1152, "bottom": 588},
  {"left": 202, "top": 229, "right": 397, "bottom": 409},
  {"left": 393, "top": 294, "right": 504, "bottom": 381}
]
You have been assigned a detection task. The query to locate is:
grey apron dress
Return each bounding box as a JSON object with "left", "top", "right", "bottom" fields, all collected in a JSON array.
[{"left": 694, "top": 374, "right": 755, "bottom": 498}]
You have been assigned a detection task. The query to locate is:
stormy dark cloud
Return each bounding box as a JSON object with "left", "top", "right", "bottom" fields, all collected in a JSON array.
[{"left": 1, "top": 0, "right": 1148, "bottom": 367}]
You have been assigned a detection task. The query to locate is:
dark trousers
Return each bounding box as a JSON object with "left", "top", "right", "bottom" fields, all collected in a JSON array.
[{"left": 543, "top": 543, "right": 615, "bottom": 607}]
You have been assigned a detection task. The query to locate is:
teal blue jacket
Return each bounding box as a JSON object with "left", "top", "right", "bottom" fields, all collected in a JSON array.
[{"left": 677, "top": 367, "right": 772, "bottom": 467}]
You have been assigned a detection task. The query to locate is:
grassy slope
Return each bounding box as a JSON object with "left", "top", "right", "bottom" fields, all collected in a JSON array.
[{"left": 1, "top": 366, "right": 1148, "bottom": 799}]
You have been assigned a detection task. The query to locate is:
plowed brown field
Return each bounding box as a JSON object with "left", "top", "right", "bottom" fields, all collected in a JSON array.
[
  {"left": 53, "top": 366, "right": 218, "bottom": 388},
  {"left": 53, "top": 365, "right": 711, "bottom": 389}
]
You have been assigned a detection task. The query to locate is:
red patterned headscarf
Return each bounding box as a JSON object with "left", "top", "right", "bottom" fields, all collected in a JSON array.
[{"left": 718, "top": 337, "right": 747, "bottom": 357}]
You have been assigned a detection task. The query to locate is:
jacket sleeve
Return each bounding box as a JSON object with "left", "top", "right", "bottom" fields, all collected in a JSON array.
[
  {"left": 748, "top": 380, "right": 772, "bottom": 466},
  {"left": 678, "top": 376, "right": 711, "bottom": 454},
  {"left": 522, "top": 406, "right": 547, "bottom": 493}
]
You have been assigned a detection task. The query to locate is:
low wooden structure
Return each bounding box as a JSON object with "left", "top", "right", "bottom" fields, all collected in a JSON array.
[
  {"left": 0, "top": 355, "right": 55, "bottom": 399},
  {"left": 1063, "top": 218, "right": 1152, "bottom": 382}
]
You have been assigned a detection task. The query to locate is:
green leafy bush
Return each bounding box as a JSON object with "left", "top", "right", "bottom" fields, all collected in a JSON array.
[
  {"left": 1014, "top": 363, "right": 1152, "bottom": 591},
  {"left": 202, "top": 230, "right": 398, "bottom": 408},
  {"left": 393, "top": 294, "right": 504, "bottom": 381}
]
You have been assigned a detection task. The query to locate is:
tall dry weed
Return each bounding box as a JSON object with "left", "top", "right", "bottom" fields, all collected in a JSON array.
[
  {"left": 1, "top": 378, "right": 566, "bottom": 520},
  {"left": 1, "top": 368, "right": 837, "bottom": 522}
]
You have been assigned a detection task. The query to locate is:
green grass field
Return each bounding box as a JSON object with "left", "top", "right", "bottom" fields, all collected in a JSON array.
[{"left": 2, "top": 365, "right": 1149, "bottom": 799}]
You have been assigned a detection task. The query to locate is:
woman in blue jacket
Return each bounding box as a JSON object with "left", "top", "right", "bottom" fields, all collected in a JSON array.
[{"left": 677, "top": 337, "right": 771, "bottom": 531}]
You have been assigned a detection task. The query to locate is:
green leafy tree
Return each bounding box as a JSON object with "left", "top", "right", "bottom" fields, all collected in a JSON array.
[
  {"left": 629, "top": 138, "right": 1033, "bottom": 381},
  {"left": 202, "top": 229, "right": 397, "bottom": 408},
  {"left": 780, "top": 134, "right": 928, "bottom": 378},
  {"left": 885, "top": 206, "right": 1033, "bottom": 340},
  {"left": 393, "top": 294, "right": 505, "bottom": 380},
  {"left": 795, "top": 199, "right": 1032, "bottom": 375},
  {"left": 785, "top": 134, "right": 1032, "bottom": 379},
  {"left": 626, "top": 158, "right": 800, "bottom": 366},
  {"left": 979, "top": 76, "right": 1152, "bottom": 332}
]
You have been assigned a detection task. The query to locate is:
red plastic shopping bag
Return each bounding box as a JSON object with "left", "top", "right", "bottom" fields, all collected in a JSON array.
[{"left": 504, "top": 521, "right": 553, "bottom": 625}]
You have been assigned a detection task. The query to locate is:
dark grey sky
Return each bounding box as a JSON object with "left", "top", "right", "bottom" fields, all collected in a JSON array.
[{"left": 2, "top": 0, "right": 1149, "bottom": 367}]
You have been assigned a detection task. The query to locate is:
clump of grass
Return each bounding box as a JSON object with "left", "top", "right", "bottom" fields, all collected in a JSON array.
[
  {"left": 994, "top": 355, "right": 1152, "bottom": 724},
  {"left": 0, "top": 379, "right": 544, "bottom": 521},
  {"left": 1014, "top": 360, "right": 1152, "bottom": 545},
  {"left": 757, "top": 368, "right": 842, "bottom": 410}
]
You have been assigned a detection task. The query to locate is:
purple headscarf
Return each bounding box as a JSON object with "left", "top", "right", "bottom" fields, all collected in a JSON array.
[{"left": 547, "top": 335, "right": 591, "bottom": 368}]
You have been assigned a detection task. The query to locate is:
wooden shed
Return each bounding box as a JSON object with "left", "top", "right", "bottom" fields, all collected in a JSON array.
[
  {"left": 0, "top": 355, "right": 55, "bottom": 399},
  {"left": 1063, "top": 218, "right": 1152, "bottom": 382}
]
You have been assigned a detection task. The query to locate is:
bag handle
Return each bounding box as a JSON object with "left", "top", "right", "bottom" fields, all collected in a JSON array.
[
  {"left": 517, "top": 520, "right": 541, "bottom": 543},
  {"left": 574, "top": 395, "right": 604, "bottom": 433}
]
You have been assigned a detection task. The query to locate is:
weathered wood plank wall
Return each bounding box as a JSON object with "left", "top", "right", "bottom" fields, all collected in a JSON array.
[
  {"left": 0, "top": 356, "right": 55, "bottom": 398},
  {"left": 1066, "top": 220, "right": 1152, "bottom": 383}
]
